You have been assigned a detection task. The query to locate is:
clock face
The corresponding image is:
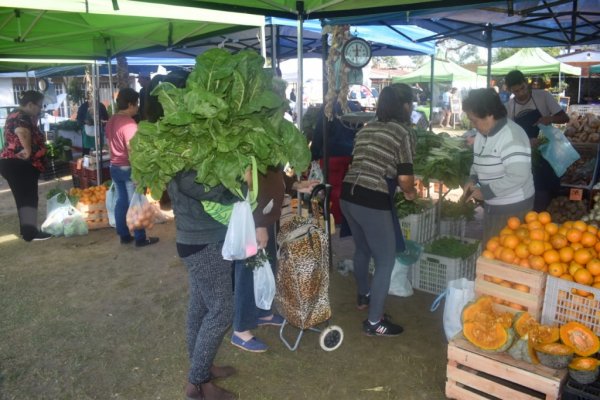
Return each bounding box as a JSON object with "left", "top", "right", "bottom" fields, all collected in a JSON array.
[
  {"left": 342, "top": 38, "right": 372, "bottom": 68},
  {"left": 37, "top": 78, "right": 48, "bottom": 92}
]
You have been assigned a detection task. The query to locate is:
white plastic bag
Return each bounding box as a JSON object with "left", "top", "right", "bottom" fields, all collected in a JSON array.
[
  {"left": 46, "top": 192, "right": 72, "bottom": 217},
  {"left": 308, "top": 160, "right": 324, "bottom": 183},
  {"left": 430, "top": 278, "right": 475, "bottom": 341},
  {"left": 388, "top": 258, "right": 413, "bottom": 297},
  {"left": 106, "top": 183, "right": 117, "bottom": 228},
  {"left": 126, "top": 192, "right": 159, "bottom": 232},
  {"left": 253, "top": 253, "right": 276, "bottom": 310},
  {"left": 42, "top": 205, "right": 89, "bottom": 237},
  {"left": 221, "top": 197, "right": 257, "bottom": 261}
]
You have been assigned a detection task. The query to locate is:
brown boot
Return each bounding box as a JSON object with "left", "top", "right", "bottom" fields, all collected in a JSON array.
[
  {"left": 210, "top": 365, "right": 236, "bottom": 379},
  {"left": 184, "top": 381, "right": 236, "bottom": 400}
]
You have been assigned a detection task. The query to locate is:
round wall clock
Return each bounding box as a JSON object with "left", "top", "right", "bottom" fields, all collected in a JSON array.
[
  {"left": 37, "top": 78, "right": 48, "bottom": 92},
  {"left": 342, "top": 38, "right": 372, "bottom": 69}
]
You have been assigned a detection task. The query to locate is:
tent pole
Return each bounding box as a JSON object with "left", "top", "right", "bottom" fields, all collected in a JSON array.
[
  {"left": 578, "top": 75, "right": 581, "bottom": 104},
  {"left": 106, "top": 50, "right": 115, "bottom": 115},
  {"left": 92, "top": 61, "right": 101, "bottom": 185},
  {"left": 296, "top": 3, "right": 304, "bottom": 134},
  {"left": 429, "top": 54, "right": 434, "bottom": 132},
  {"left": 260, "top": 24, "right": 267, "bottom": 60},
  {"left": 486, "top": 25, "right": 492, "bottom": 88},
  {"left": 321, "top": 23, "right": 330, "bottom": 185},
  {"left": 270, "top": 24, "right": 278, "bottom": 74},
  {"left": 25, "top": 68, "right": 31, "bottom": 90}
]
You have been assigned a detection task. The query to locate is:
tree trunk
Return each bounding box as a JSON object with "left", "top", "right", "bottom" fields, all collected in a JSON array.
[{"left": 116, "top": 56, "right": 129, "bottom": 89}]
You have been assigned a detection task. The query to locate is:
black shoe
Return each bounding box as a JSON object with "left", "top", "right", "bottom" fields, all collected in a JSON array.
[
  {"left": 363, "top": 316, "right": 403, "bottom": 337},
  {"left": 32, "top": 231, "right": 52, "bottom": 241},
  {"left": 357, "top": 293, "right": 370, "bottom": 310},
  {"left": 120, "top": 236, "right": 134, "bottom": 244},
  {"left": 135, "top": 237, "right": 159, "bottom": 247}
]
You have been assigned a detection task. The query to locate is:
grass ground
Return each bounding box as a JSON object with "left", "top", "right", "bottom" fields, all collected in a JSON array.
[{"left": 0, "top": 176, "right": 451, "bottom": 400}]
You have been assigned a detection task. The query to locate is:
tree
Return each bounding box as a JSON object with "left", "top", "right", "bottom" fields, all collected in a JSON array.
[
  {"left": 372, "top": 56, "right": 399, "bottom": 68},
  {"left": 436, "top": 39, "right": 485, "bottom": 64},
  {"left": 116, "top": 56, "right": 129, "bottom": 89}
]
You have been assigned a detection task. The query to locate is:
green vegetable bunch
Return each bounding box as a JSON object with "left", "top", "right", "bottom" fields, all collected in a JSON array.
[
  {"left": 130, "top": 49, "right": 311, "bottom": 197},
  {"left": 413, "top": 129, "right": 473, "bottom": 190},
  {"left": 424, "top": 236, "right": 479, "bottom": 259},
  {"left": 440, "top": 198, "right": 477, "bottom": 221},
  {"left": 394, "top": 192, "right": 433, "bottom": 219}
]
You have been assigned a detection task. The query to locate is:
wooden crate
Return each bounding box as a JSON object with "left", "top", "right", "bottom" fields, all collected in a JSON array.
[
  {"left": 475, "top": 258, "right": 546, "bottom": 320},
  {"left": 447, "top": 336, "right": 566, "bottom": 400},
  {"left": 76, "top": 203, "right": 109, "bottom": 230}
]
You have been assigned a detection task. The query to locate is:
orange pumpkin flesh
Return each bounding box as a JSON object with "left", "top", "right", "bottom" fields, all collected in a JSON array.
[{"left": 560, "top": 321, "right": 600, "bottom": 357}]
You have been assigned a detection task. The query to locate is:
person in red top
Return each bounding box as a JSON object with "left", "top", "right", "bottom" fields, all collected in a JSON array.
[
  {"left": 0, "top": 90, "right": 51, "bottom": 241},
  {"left": 106, "top": 88, "right": 158, "bottom": 247}
]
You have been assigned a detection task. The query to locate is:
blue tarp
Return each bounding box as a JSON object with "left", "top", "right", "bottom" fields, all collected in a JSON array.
[{"left": 324, "top": 0, "right": 600, "bottom": 48}]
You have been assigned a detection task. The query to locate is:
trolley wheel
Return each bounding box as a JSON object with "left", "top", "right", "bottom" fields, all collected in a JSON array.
[{"left": 319, "top": 325, "right": 344, "bottom": 351}]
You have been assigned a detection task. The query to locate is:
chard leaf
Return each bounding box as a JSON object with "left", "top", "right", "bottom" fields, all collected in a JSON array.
[
  {"left": 189, "top": 48, "right": 236, "bottom": 91},
  {"left": 184, "top": 90, "right": 229, "bottom": 119},
  {"left": 229, "top": 70, "right": 245, "bottom": 112}
]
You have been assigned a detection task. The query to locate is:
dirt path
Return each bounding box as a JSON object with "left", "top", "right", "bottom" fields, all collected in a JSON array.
[{"left": 0, "top": 175, "right": 450, "bottom": 400}]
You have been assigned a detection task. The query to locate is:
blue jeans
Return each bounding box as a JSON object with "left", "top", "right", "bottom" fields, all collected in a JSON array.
[
  {"left": 233, "top": 224, "right": 276, "bottom": 332},
  {"left": 110, "top": 165, "right": 146, "bottom": 242}
]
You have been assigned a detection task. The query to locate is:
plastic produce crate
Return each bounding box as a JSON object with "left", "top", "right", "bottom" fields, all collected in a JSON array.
[
  {"left": 541, "top": 275, "right": 600, "bottom": 335},
  {"left": 399, "top": 206, "right": 436, "bottom": 244},
  {"left": 410, "top": 236, "right": 480, "bottom": 295},
  {"left": 439, "top": 217, "right": 466, "bottom": 237},
  {"left": 562, "top": 377, "right": 600, "bottom": 400}
]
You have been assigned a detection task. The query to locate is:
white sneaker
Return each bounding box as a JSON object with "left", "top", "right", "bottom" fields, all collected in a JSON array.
[{"left": 32, "top": 231, "right": 52, "bottom": 241}]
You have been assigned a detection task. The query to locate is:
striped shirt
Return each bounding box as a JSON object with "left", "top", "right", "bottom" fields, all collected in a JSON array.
[
  {"left": 342, "top": 120, "right": 415, "bottom": 209},
  {"left": 471, "top": 118, "right": 534, "bottom": 206}
]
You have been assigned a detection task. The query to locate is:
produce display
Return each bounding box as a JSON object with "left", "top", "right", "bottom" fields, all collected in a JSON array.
[
  {"left": 460, "top": 296, "right": 600, "bottom": 372},
  {"left": 568, "top": 357, "right": 600, "bottom": 384},
  {"left": 130, "top": 49, "right": 310, "bottom": 199},
  {"left": 69, "top": 185, "right": 107, "bottom": 206},
  {"left": 565, "top": 112, "right": 600, "bottom": 143},
  {"left": 424, "top": 236, "right": 479, "bottom": 259},
  {"left": 560, "top": 145, "right": 598, "bottom": 187},
  {"left": 394, "top": 192, "right": 432, "bottom": 219},
  {"left": 582, "top": 192, "right": 600, "bottom": 224},
  {"left": 440, "top": 198, "right": 476, "bottom": 221},
  {"left": 481, "top": 211, "right": 600, "bottom": 298},
  {"left": 413, "top": 129, "right": 473, "bottom": 190},
  {"left": 547, "top": 196, "right": 588, "bottom": 223}
]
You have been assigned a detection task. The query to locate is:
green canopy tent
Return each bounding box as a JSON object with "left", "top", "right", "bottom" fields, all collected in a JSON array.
[
  {"left": 0, "top": 0, "right": 264, "bottom": 182},
  {"left": 393, "top": 59, "right": 478, "bottom": 84},
  {"left": 591, "top": 64, "right": 600, "bottom": 74},
  {"left": 475, "top": 48, "right": 581, "bottom": 76}
]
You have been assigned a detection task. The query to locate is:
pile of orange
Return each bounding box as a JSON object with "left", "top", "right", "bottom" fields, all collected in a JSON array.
[
  {"left": 482, "top": 211, "right": 600, "bottom": 298},
  {"left": 69, "top": 185, "right": 108, "bottom": 205}
]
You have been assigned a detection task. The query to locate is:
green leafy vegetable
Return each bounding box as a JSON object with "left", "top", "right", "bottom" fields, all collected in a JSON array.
[
  {"left": 394, "top": 192, "right": 433, "bottom": 219},
  {"left": 424, "top": 236, "right": 479, "bottom": 259},
  {"left": 440, "top": 198, "right": 477, "bottom": 221},
  {"left": 413, "top": 129, "right": 473, "bottom": 190},
  {"left": 130, "top": 49, "right": 310, "bottom": 197}
]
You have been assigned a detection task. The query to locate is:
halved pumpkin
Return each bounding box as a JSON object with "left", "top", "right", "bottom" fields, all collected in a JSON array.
[
  {"left": 535, "top": 343, "right": 574, "bottom": 369},
  {"left": 560, "top": 321, "right": 600, "bottom": 357},
  {"left": 513, "top": 312, "right": 538, "bottom": 338},
  {"left": 461, "top": 296, "right": 494, "bottom": 324},
  {"left": 569, "top": 357, "right": 600, "bottom": 384},
  {"left": 463, "top": 320, "right": 514, "bottom": 352}
]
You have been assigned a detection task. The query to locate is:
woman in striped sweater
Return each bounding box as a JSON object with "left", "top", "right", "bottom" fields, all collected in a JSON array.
[{"left": 462, "top": 88, "right": 534, "bottom": 243}]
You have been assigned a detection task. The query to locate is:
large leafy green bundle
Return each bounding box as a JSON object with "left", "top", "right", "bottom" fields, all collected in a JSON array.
[
  {"left": 413, "top": 129, "right": 473, "bottom": 190},
  {"left": 130, "top": 49, "right": 310, "bottom": 197}
]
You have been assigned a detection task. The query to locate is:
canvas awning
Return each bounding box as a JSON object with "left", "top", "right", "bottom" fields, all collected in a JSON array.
[
  {"left": 392, "top": 59, "right": 478, "bottom": 84},
  {"left": 475, "top": 48, "right": 581, "bottom": 76},
  {"left": 591, "top": 64, "right": 600, "bottom": 74},
  {"left": 0, "top": 1, "right": 263, "bottom": 60}
]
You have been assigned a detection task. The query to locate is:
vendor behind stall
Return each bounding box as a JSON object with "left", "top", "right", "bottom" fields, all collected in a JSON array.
[
  {"left": 76, "top": 92, "right": 109, "bottom": 155},
  {"left": 505, "top": 70, "right": 569, "bottom": 212}
]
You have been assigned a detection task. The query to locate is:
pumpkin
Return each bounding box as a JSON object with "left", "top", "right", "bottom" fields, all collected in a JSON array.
[
  {"left": 461, "top": 296, "right": 494, "bottom": 324},
  {"left": 560, "top": 321, "right": 600, "bottom": 357},
  {"left": 463, "top": 320, "right": 515, "bottom": 352},
  {"left": 535, "top": 343, "right": 575, "bottom": 369},
  {"left": 569, "top": 357, "right": 600, "bottom": 384},
  {"left": 513, "top": 312, "right": 538, "bottom": 338}
]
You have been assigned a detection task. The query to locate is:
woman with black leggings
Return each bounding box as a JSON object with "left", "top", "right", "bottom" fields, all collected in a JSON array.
[{"left": 0, "top": 90, "right": 51, "bottom": 242}]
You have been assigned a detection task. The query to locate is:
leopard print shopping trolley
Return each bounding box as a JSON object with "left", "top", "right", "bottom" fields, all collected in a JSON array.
[{"left": 275, "top": 184, "right": 343, "bottom": 351}]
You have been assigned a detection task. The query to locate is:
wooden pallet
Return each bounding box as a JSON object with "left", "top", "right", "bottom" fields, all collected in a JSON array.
[
  {"left": 475, "top": 258, "right": 546, "bottom": 320},
  {"left": 447, "top": 336, "right": 566, "bottom": 400}
]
